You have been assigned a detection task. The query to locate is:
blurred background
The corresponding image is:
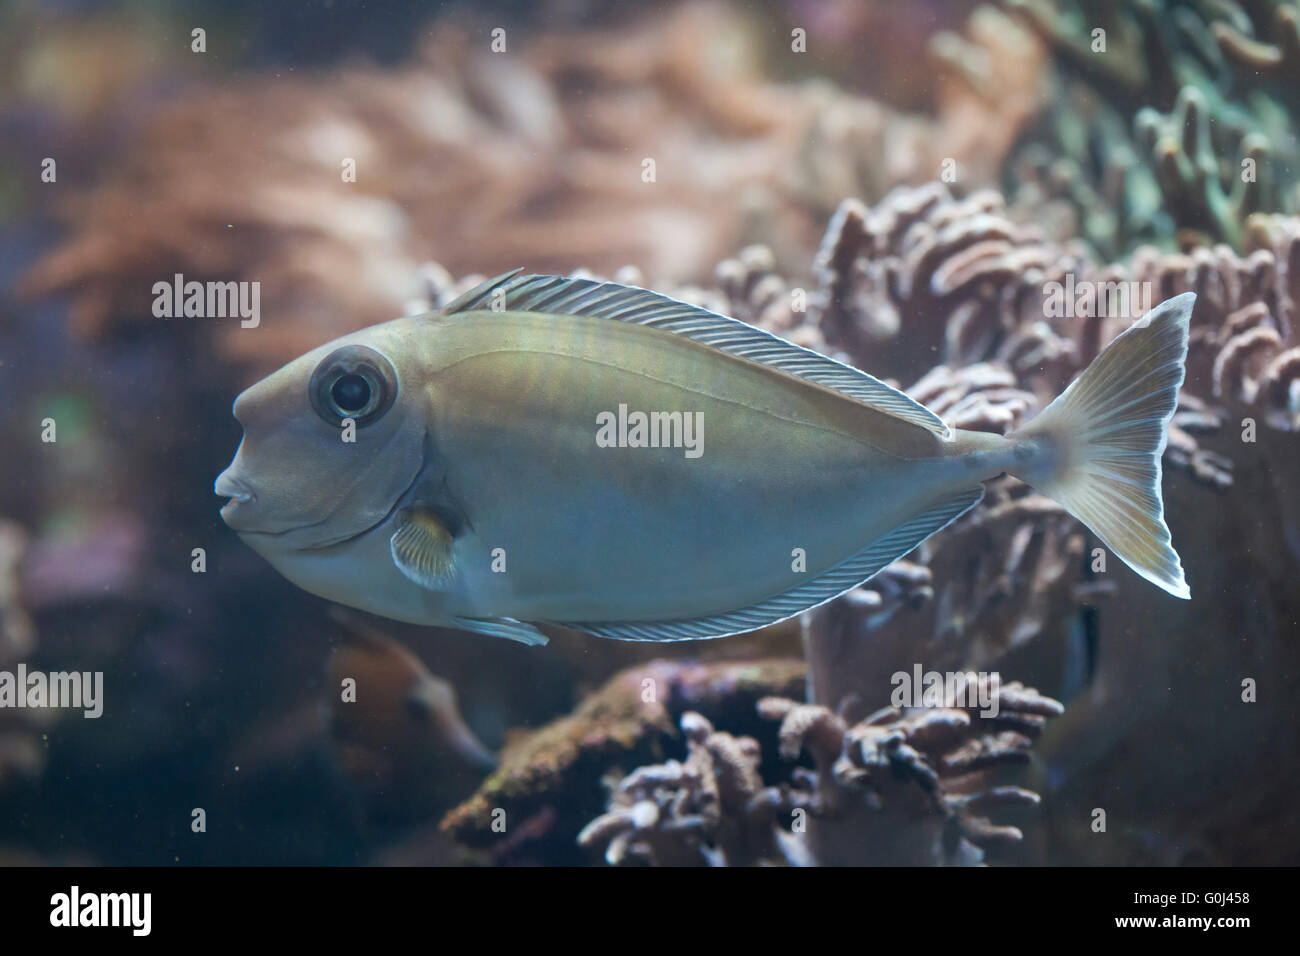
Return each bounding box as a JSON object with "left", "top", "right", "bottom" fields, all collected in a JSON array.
[{"left": 1, "top": 0, "right": 1297, "bottom": 865}]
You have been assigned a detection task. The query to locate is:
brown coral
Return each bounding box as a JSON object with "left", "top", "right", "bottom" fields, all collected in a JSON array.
[
  {"left": 804, "top": 182, "right": 1300, "bottom": 442},
  {"left": 577, "top": 711, "right": 803, "bottom": 866},
  {"left": 758, "top": 680, "right": 1061, "bottom": 865},
  {"left": 810, "top": 185, "right": 1091, "bottom": 385},
  {"left": 441, "top": 658, "right": 806, "bottom": 863},
  {"left": 575, "top": 678, "right": 1062, "bottom": 866}
]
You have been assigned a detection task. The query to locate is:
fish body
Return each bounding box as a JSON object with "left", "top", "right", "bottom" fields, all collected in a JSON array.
[{"left": 218, "top": 273, "right": 1194, "bottom": 644}]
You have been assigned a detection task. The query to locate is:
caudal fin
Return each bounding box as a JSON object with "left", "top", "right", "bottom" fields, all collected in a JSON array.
[{"left": 1009, "top": 293, "right": 1194, "bottom": 599}]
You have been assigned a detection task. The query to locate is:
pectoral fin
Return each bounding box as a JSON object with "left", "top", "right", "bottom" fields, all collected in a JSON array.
[
  {"left": 390, "top": 508, "right": 456, "bottom": 589},
  {"left": 389, "top": 509, "right": 547, "bottom": 646}
]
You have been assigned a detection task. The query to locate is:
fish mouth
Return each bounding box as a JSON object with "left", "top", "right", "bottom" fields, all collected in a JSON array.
[{"left": 214, "top": 469, "right": 257, "bottom": 524}]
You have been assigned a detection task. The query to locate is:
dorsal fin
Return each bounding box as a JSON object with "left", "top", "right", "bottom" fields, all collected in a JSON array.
[
  {"left": 439, "top": 269, "right": 525, "bottom": 315},
  {"left": 442, "top": 271, "right": 950, "bottom": 438}
]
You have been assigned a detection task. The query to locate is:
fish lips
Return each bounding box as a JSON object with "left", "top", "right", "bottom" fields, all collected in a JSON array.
[{"left": 214, "top": 468, "right": 259, "bottom": 529}]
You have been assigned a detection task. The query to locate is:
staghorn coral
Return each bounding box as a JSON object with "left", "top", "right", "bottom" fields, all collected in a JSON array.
[
  {"left": 577, "top": 711, "right": 806, "bottom": 866},
  {"left": 577, "top": 680, "right": 1063, "bottom": 866},
  {"left": 759, "top": 680, "right": 1062, "bottom": 865}
]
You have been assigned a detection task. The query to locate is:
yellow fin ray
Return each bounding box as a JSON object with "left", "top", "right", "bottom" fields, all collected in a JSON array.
[{"left": 390, "top": 508, "right": 456, "bottom": 589}]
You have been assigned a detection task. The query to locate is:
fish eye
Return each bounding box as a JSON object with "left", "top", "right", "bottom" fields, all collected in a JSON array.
[
  {"left": 331, "top": 374, "right": 370, "bottom": 413},
  {"left": 309, "top": 345, "right": 397, "bottom": 427}
]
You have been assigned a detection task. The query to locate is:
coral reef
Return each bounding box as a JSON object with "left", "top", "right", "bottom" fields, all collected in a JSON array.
[
  {"left": 794, "top": 183, "right": 1300, "bottom": 865},
  {"left": 807, "top": 183, "right": 1299, "bottom": 440},
  {"left": 410, "top": 180, "right": 1294, "bottom": 732}
]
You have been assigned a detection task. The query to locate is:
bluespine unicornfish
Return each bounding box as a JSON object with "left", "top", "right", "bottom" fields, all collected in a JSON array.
[{"left": 216, "top": 271, "right": 1195, "bottom": 646}]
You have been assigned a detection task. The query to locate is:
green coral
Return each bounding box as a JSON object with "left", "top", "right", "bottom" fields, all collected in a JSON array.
[{"left": 998, "top": 0, "right": 1300, "bottom": 255}]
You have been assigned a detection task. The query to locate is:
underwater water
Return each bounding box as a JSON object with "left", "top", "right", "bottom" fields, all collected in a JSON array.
[{"left": 0, "top": 0, "right": 1297, "bottom": 876}]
